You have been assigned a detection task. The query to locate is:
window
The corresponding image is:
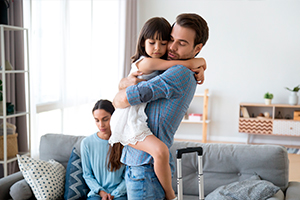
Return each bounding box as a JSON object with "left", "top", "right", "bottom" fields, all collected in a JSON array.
[{"left": 23, "top": 0, "right": 125, "bottom": 156}]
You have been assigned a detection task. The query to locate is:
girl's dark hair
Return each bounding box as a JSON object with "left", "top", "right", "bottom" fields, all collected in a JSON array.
[
  {"left": 92, "top": 99, "right": 123, "bottom": 172},
  {"left": 131, "top": 17, "right": 171, "bottom": 63}
]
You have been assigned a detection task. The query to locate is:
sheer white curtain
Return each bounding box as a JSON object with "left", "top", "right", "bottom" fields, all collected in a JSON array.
[{"left": 23, "top": 0, "right": 137, "bottom": 158}]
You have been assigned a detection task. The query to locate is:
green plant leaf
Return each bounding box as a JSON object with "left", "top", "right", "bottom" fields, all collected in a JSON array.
[
  {"left": 293, "top": 85, "right": 300, "bottom": 92},
  {"left": 285, "top": 85, "right": 300, "bottom": 92},
  {"left": 264, "top": 92, "right": 273, "bottom": 99},
  {"left": 285, "top": 87, "right": 292, "bottom": 91}
]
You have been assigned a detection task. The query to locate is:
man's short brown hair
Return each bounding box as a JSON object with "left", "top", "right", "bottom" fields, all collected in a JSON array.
[{"left": 175, "top": 13, "right": 209, "bottom": 47}]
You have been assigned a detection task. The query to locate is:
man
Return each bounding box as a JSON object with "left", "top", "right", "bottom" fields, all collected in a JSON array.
[{"left": 114, "top": 13, "right": 209, "bottom": 199}]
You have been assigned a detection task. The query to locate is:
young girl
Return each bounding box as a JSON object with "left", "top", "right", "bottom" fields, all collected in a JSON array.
[{"left": 109, "top": 17, "right": 206, "bottom": 200}]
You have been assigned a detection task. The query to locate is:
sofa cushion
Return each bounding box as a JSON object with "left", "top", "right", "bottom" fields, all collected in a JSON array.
[
  {"left": 64, "top": 147, "right": 89, "bottom": 200},
  {"left": 39, "top": 134, "right": 85, "bottom": 168},
  {"left": 17, "top": 155, "right": 66, "bottom": 200},
  {"left": 9, "top": 179, "right": 33, "bottom": 200},
  {"left": 205, "top": 175, "right": 280, "bottom": 200}
]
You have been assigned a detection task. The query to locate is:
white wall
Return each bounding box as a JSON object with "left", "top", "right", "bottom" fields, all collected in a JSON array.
[{"left": 137, "top": 0, "right": 300, "bottom": 145}]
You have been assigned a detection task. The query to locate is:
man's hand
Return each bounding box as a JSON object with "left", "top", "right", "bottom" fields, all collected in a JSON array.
[
  {"left": 193, "top": 66, "right": 205, "bottom": 85},
  {"left": 119, "top": 71, "right": 145, "bottom": 90},
  {"left": 114, "top": 71, "right": 146, "bottom": 108},
  {"left": 99, "top": 190, "right": 114, "bottom": 200},
  {"left": 113, "top": 89, "right": 130, "bottom": 108}
]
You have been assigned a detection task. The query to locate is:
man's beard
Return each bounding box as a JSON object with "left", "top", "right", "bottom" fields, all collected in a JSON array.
[{"left": 167, "top": 50, "right": 194, "bottom": 60}]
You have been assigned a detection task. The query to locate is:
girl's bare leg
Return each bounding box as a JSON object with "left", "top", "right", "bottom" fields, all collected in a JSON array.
[{"left": 129, "top": 135, "right": 176, "bottom": 200}]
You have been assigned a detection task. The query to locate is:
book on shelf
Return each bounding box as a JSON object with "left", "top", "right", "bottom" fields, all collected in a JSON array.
[{"left": 241, "top": 107, "right": 250, "bottom": 118}]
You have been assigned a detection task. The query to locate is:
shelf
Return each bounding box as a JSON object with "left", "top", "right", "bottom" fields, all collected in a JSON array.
[
  {"left": 181, "top": 89, "right": 209, "bottom": 143},
  {"left": 0, "top": 152, "right": 30, "bottom": 164},
  {"left": 0, "top": 70, "right": 29, "bottom": 74},
  {"left": 239, "top": 117, "right": 272, "bottom": 121},
  {"left": 181, "top": 119, "right": 210, "bottom": 124},
  {"left": 0, "top": 25, "right": 27, "bottom": 31},
  {"left": 240, "top": 103, "right": 300, "bottom": 108},
  {"left": 1, "top": 25, "right": 31, "bottom": 177},
  {"left": 239, "top": 103, "right": 300, "bottom": 144},
  {"left": 194, "top": 93, "right": 210, "bottom": 97},
  {"left": 0, "top": 111, "right": 29, "bottom": 119}
]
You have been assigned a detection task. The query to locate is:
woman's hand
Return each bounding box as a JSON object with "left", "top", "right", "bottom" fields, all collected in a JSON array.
[{"left": 99, "top": 190, "right": 114, "bottom": 200}]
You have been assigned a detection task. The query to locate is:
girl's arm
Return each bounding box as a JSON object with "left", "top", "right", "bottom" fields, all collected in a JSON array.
[{"left": 137, "top": 57, "right": 206, "bottom": 74}]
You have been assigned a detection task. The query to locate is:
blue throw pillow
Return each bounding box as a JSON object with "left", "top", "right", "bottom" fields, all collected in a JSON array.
[{"left": 64, "top": 147, "right": 89, "bottom": 200}]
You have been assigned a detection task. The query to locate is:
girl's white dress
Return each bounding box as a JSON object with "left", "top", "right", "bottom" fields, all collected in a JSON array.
[{"left": 109, "top": 56, "right": 160, "bottom": 146}]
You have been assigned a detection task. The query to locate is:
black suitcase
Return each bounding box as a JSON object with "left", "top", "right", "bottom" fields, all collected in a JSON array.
[{"left": 176, "top": 147, "right": 204, "bottom": 200}]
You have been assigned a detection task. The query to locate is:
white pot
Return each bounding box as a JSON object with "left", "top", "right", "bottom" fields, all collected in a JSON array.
[
  {"left": 265, "top": 99, "right": 272, "bottom": 105},
  {"left": 289, "top": 91, "right": 298, "bottom": 105}
]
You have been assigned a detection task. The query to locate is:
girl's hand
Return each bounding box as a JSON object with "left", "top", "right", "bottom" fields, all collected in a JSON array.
[
  {"left": 194, "top": 66, "right": 205, "bottom": 85},
  {"left": 189, "top": 58, "right": 206, "bottom": 84},
  {"left": 99, "top": 190, "right": 114, "bottom": 200},
  {"left": 189, "top": 57, "right": 206, "bottom": 71}
]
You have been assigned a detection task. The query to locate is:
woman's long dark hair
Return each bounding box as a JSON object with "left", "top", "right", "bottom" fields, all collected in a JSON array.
[{"left": 92, "top": 99, "right": 124, "bottom": 172}]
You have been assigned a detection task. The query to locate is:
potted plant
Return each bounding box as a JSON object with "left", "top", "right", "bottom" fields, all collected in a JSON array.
[
  {"left": 285, "top": 84, "right": 299, "bottom": 105},
  {"left": 264, "top": 92, "right": 273, "bottom": 105}
]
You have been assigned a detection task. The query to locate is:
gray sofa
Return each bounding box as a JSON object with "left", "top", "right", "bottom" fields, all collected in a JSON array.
[{"left": 0, "top": 133, "right": 299, "bottom": 200}]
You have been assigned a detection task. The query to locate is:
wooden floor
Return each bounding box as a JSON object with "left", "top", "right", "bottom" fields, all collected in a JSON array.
[{"left": 175, "top": 139, "right": 300, "bottom": 182}]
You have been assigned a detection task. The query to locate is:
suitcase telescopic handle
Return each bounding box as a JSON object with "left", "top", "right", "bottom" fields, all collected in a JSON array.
[
  {"left": 176, "top": 146, "right": 204, "bottom": 200},
  {"left": 176, "top": 147, "right": 203, "bottom": 158}
]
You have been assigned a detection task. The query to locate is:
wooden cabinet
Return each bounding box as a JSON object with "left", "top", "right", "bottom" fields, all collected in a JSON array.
[
  {"left": 239, "top": 103, "right": 300, "bottom": 144},
  {"left": 181, "top": 89, "right": 210, "bottom": 143},
  {"left": 0, "top": 25, "right": 31, "bottom": 177}
]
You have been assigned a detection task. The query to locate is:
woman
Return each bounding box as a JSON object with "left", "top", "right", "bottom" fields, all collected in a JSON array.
[{"left": 81, "top": 99, "right": 127, "bottom": 200}]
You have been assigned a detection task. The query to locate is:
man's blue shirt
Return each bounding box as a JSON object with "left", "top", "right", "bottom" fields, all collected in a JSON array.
[{"left": 120, "top": 65, "right": 197, "bottom": 174}]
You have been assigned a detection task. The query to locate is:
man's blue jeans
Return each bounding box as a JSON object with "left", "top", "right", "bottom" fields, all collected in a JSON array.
[{"left": 125, "top": 164, "right": 165, "bottom": 200}]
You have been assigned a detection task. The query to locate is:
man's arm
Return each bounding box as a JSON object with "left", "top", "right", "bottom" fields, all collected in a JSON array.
[
  {"left": 113, "top": 89, "right": 129, "bottom": 108},
  {"left": 118, "top": 71, "right": 144, "bottom": 90},
  {"left": 114, "top": 71, "right": 145, "bottom": 108},
  {"left": 114, "top": 64, "right": 205, "bottom": 108},
  {"left": 125, "top": 65, "right": 196, "bottom": 107}
]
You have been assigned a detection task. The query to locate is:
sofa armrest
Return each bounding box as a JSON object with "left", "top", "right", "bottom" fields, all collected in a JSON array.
[
  {"left": 285, "top": 181, "right": 300, "bottom": 200},
  {"left": 0, "top": 171, "right": 24, "bottom": 200}
]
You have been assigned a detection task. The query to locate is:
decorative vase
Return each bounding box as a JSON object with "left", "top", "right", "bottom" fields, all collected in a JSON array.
[
  {"left": 264, "top": 99, "right": 272, "bottom": 105},
  {"left": 289, "top": 91, "right": 298, "bottom": 105}
]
